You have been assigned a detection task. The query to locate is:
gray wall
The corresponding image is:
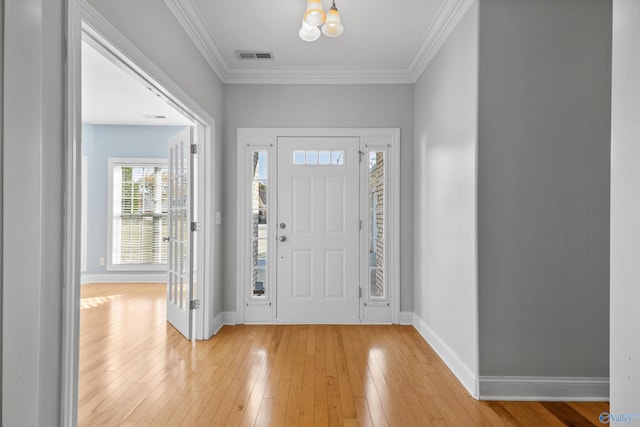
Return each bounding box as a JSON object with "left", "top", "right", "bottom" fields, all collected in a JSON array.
[
  {"left": 0, "top": 0, "right": 4, "bottom": 418},
  {"left": 413, "top": 0, "right": 479, "bottom": 389},
  {"left": 611, "top": 0, "right": 640, "bottom": 412},
  {"left": 477, "top": 0, "right": 611, "bottom": 378},
  {"left": 223, "top": 84, "right": 414, "bottom": 312}
]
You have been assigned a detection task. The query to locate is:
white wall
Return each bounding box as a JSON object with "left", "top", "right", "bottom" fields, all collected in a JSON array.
[
  {"left": 413, "top": 1, "right": 479, "bottom": 395},
  {"left": 611, "top": 0, "right": 640, "bottom": 416},
  {"left": 223, "top": 84, "right": 414, "bottom": 313}
]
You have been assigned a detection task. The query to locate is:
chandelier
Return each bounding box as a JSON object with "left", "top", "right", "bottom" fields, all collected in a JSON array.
[{"left": 299, "top": 0, "right": 344, "bottom": 42}]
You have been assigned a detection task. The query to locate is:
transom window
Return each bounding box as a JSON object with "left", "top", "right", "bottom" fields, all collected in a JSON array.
[
  {"left": 293, "top": 150, "right": 344, "bottom": 165},
  {"left": 108, "top": 158, "right": 168, "bottom": 271}
]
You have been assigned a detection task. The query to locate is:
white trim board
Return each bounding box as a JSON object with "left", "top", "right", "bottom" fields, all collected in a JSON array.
[
  {"left": 398, "top": 311, "right": 414, "bottom": 325},
  {"left": 410, "top": 312, "right": 610, "bottom": 402},
  {"left": 477, "top": 376, "right": 609, "bottom": 402}
]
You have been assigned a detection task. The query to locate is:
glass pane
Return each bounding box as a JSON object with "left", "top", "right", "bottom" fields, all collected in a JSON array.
[
  {"left": 293, "top": 150, "right": 305, "bottom": 165},
  {"left": 113, "top": 163, "right": 168, "bottom": 266},
  {"left": 252, "top": 151, "right": 268, "bottom": 179},
  {"left": 319, "top": 151, "right": 331, "bottom": 165},
  {"left": 306, "top": 150, "right": 318, "bottom": 164},
  {"left": 331, "top": 151, "right": 344, "bottom": 165},
  {"left": 256, "top": 241, "right": 267, "bottom": 268},
  {"left": 252, "top": 268, "right": 267, "bottom": 297},
  {"left": 250, "top": 149, "right": 269, "bottom": 300},
  {"left": 252, "top": 181, "right": 268, "bottom": 210},
  {"left": 369, "top": 239, "right": 384, "bottom": 268},
  {"left": 369, "top": 181, "right": 384, "bottom": 209},
  {"left": 370, "top": 210, "right": 384, "bottom": 239},
  {"left": 252, "top": 240, "right": 258, "bottom": 266},
  {"left": 369, "top": 151, "right": 385, "bottom": 177},
  {"left": 251, "top": 210, "right": 268, "bottom": 238},
  {"left": 369, "top": 268, "right": 385, "bottom": 298}
]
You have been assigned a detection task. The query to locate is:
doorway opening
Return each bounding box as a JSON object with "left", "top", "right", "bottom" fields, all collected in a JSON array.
[{"left": 63, "top": 6, "right": 216, "bottom": 424}]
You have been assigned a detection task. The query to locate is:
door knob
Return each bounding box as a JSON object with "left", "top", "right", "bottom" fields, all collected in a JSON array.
[
  {"left": 279, "top": 236, "right": 287, "bottom": 242},
  {"left": 279, "top": 222, "right": 286, "bottom": 229}
]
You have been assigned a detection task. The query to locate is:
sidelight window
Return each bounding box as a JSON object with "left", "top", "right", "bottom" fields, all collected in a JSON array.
[
  {"left": 368, "top": 151, "right": 386, "bottom": 299},
  {"left": 251, "top": 151, "right": 269, "bottom": 298}
]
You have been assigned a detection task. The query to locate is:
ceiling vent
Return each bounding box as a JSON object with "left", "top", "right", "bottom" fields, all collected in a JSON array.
[{"left": 235, "top": 50, "right": 274, "bottom": 60}]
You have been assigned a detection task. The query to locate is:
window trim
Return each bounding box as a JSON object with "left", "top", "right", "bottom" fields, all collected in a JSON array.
[{"left": 106, "top": 157, "right": 169, "bottom": 272}]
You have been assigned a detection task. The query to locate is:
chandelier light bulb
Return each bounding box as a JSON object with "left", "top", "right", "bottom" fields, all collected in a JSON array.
[
  {"left": 299, "top": 20, "right": 321, "bottom": 42},
  {"left": 303, "top": 0, "right": 326, "bottom": 27},
  {"left": 321, "top": 3, "right": 343, "bottom": 37}
]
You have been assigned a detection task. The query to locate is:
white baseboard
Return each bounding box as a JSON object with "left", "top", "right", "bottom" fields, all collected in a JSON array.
[
  {"left": 398, "top": 311, "right": 414, "bottom": 325},
  {"left": 212, "top": 312, "right": 225, "bottom": 335},
  {"left": 81, "top": 273, "right": 166, "bottom": 284},
  {"left": 412, "top": 313, "right": 478, "bottom": 398},
  {"left": 211, "top": 311, "right": 237, "bottom": 336},
  {"left": 223, "top": 311, "right": 237, "bottom": 325},
  {"left": 478, "top": 376, "right": 609, "bottom": 401},
  {"left": 409, "top": 313, "right": 609, "bottom": 402}
]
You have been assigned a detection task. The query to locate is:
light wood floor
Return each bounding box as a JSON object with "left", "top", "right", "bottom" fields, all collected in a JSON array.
[{"left": 79, "top": 283, "right": 608, "bottom": 426}]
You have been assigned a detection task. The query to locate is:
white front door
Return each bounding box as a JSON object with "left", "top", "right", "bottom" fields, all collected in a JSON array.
[
  {"left": 276, "top": 137, "right": 360, "bottom": 322},
  {"left": 166, "top": 127, "right": 195, "bottom": 339}
]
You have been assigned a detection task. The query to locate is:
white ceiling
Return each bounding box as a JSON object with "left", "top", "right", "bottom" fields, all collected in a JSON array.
[
  {"left": 82, "top": 0, "right": 471, "bottom": 124},
  {"left": 81, "top": 40, "right": 193, "bottom": 126},
  {"left": 164, "top": 0, "right": 473, "bottom": 84}
]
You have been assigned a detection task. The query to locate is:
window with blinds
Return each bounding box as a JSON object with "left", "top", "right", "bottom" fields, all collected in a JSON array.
[{"left": 109, "top": 160, "right": 168, "bottom": 269}]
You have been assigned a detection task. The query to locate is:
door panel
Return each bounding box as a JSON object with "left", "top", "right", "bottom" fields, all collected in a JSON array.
[
  {"left": 276, "top": 137, "right": 360, "bottom": 323},
  {"left": 166, "top": 127, "right": 194, "bottom": 339}
]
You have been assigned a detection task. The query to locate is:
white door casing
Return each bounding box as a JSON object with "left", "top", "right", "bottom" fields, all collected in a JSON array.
[
  {"left": 167, "top": 127, "right": 195, "bottom": 339},
  {"left": 237, "top": 128, "right": 400, "bottom": 325},
  {"left": 276, "top": 137, "right": 361, "bottom": 323}
]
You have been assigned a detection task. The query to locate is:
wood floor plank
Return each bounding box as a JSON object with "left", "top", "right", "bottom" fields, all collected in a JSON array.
[
  {"left": 254, "top": 397, "right": 275, "bottom": 426},
  {"left": 540, "top": 402, "right": 603, "bottom": 427},
  {"left": 78, "top": 284, "right": 609, "bottom": 427}
]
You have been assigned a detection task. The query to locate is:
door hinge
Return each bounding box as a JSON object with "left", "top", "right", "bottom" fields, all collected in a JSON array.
[
  {"left": 190, "top": 299, "right": 200, "bottom": 310},
  {"left": 191, "top": 221, "right": 200, "bottom": 232},
  {"left": 191, "top": 143, "right": 200, "bottom": 154},
  {"left": 359, "top": 287, "right": 362, "bottom": 298},
  {"left": 359, "top": 220, "right": 362, "bottom": 230}
]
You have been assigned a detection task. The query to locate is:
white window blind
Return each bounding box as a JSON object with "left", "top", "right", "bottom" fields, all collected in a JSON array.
[{"left": 110, "top": 160, "right": 168, "bottom": 269}]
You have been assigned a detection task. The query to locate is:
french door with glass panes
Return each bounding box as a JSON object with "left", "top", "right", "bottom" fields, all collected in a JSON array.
[{"left": 241, "top": 130, "right": 397, "bottom": 324}]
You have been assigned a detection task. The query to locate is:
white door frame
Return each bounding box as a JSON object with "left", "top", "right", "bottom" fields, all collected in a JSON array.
[
  {"left": 62, "top": 1, "right": 217, "bottom": 425},
  {"left": 236, "top": 128, "right": 400, "bottom": 324}
]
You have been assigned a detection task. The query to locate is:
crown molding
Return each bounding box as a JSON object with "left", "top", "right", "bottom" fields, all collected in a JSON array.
[
  {"left": 163, "top": 0, "right": 230, "bottom": 79},
  {"left": 222, "top": 66, "right": 414, "bottom": 85},
  {"left": 407, "top": 0, "right": 475, "bottom": 81},
  {"left": 165, "top": 0, "right": 473, "bottom": 84}
]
